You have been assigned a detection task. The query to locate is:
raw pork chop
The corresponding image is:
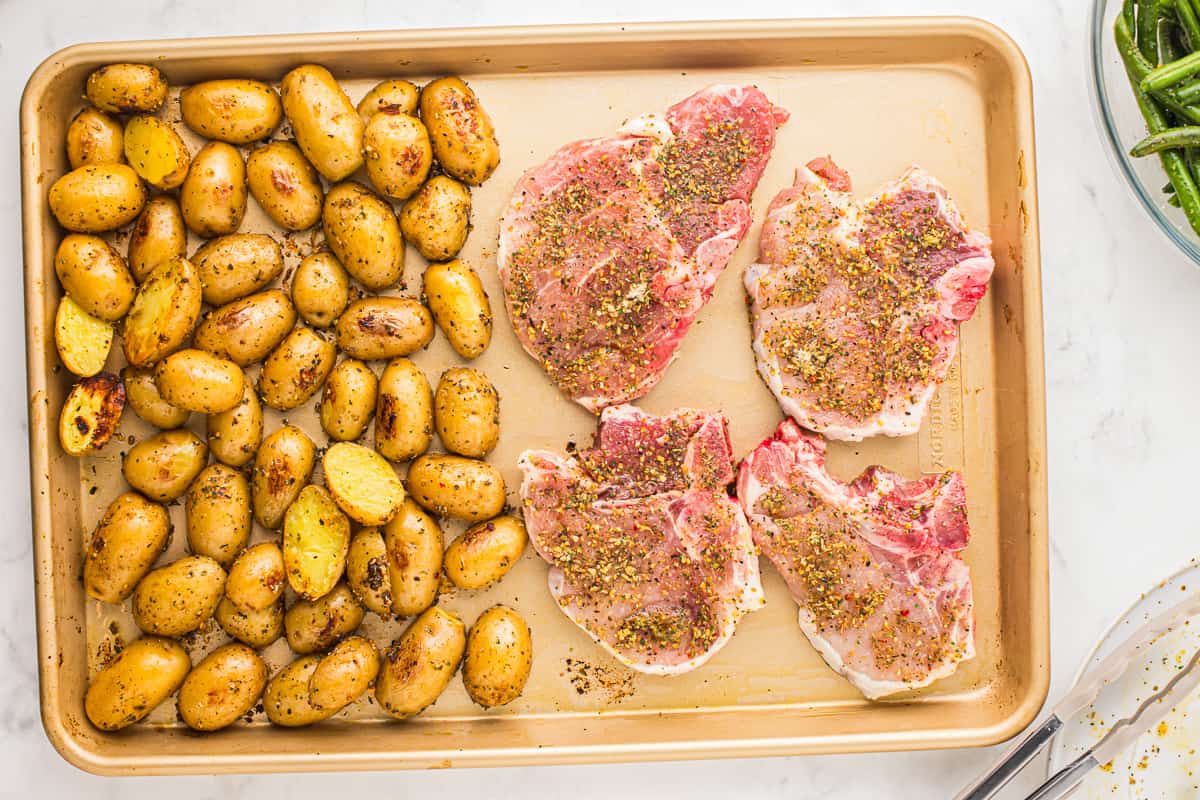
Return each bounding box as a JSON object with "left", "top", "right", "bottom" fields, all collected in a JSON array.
[
  {"left": 737, "top": 419, "right": 974, "bottom": 699},
  {"left": 499, "top": 85, "right": 789, "bottom": 412},
  {"left": 745, "top": 158, "right": 994, "bottom": 441},
  {"left": 519, "top": 405, "right": 763, "bottom": 675}
]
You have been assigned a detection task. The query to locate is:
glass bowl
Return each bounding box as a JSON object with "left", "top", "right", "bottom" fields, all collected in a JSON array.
[{"left": 1092, "top": 0, "right": 1200, "bottom": 262}]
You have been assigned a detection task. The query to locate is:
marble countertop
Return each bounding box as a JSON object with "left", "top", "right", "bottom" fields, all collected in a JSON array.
[{"left": 0, "top": 0, "right": 1185, "bottom": 796}]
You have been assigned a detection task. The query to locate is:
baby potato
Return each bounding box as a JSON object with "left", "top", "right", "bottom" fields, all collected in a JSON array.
[
  {"left": 153, "top": 349, "right": 244, "bottom": 413},
  {"left": 309, "top": 635, "right": 380, "bottom": 710},
  {"left": 283, "top": 485, "right": 351, "bottom": 600},
  {"left": 84, "top": 636, "right": 189, "bottom": 731},
  {"left": 207, "top": 377, "right": 262, "bottom": 467},
  {"left": 132, "top": 554, "right": 226, "bottom": 637},
  {"left": 463, "top": 605, "right": 532, "bottom": 708},
  {"left": 251, "top": 425, "right": 315, "bottom": 529},
  {"left": 123, "top": 115, "right": 190, "bottom": 190},
  {"left": 374, "top": 358, "right": 433, "bottom": 462},
  {"left": 401, "top": 177, "right": 471, "bottom": 262},
  {"left": 55, "top": 295, "right": 113, "bottom": 377},
  {"left": 284, "top": 583, "right": 364, "bottom": 654},
  {"left": 66, "top": 108, "right": 124, "bottom": 169},
  {"left": 434, "top": 367, "right": 500, "bottom": 457},
  {"left": 375, "top": 606, "right": 465, "bottom": 719},
  {"left": 420, "top": 77, "right": 500, "bottom": 185},
  {"left": 122, "top": 255, "right": 203, "bottom": 367},
  {"left": 127, "top": 196, "right": 187, "bottom": 282},
  {"left": 444, "top": 515, "right": 526, "bottom": 590},
  {"left": 423, "top": 259, "right": 492, "bottom": 359},
  {"left": 181, "top": 141, "right": 247, "bottom": 238},
  {"left": 85, "top": 63, "right": 168, "bottom": 113},
  {"left": 406, "top": 454, "right": 506, "bottom": 522},
  {"left": 363, "top": 110, "right": 432, "bottom": 200},
  {"left": 59, "top": 373, "right": 125, "bottom": 457},
  {"left": 334, "top": 297, "right": 433, "bottom": 361},
  {"left": 121, "top": 366, "right": 190, "bottom": 429},
  {"left": 226, "top": 541, "right": 285, "bottom": 612},
  {"left": 177, "top": 643, "right": 267, "bottom": 732},
  {"left": 84, "top": 492, "right": 171, "bottom": 604},
  {"left": 122, "top": 428, "right": 208, "bottom": 502},
  {"left": 263, "top": 655, "right": 337, "bottom": 727},
  {"left": 291, "top": 251, "right": 350, "bottom": 328},
  {"left": 246, "top": 141, "right": 323, "bottom": 231},
  {"left": 216, "top": 596, "right": 283, "bottom": 649},
  {"left": 281, "top": 65, "right": 364, "bottom": 182},
  {"left": 193, "top": 289, "right": 296, "bottom": 366},
  {"left": 384, "top": 499, "right": 444, "bottom": 617},
  {"left": 323, "top": 442, "right": 405, "bottom": 526},
  {"left": 322, "top": 182, "right": 404, "bottom": 290},
  {"left": 357, "top": 79, "right": 419, "bottom": 120},
  {"left": 48, "top": 163, "right": 146, "bottom": 233},
  {"left": 319, "top": 359, "right": 377, "bottom": 441},
  {"left": 54, "top": 234, "right": 136, "bottom": 322},
  {"left": 345, "top": 528, "right": 392, "bottom": 616},
  {"left": 180, "top": 79, "right": 282, "bottom": 144},
  {"left": 185, "top": 463, "right": 251, "bottom": 567},
  {"left": 258, "top": 327, "right": 335, "bottom": 410},
  {"left": 192, "top": 232, "right": 284, "bottom": 306}
]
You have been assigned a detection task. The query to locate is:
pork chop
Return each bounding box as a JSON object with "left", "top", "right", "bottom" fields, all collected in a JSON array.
[
  {"left": 737, "top": 419, "right": 975, "bottom": 699},
  {"left": 498, "top": 85, "right": 789, "bottom": 412},
  {"left": 519, "top": 405, "right": 763, "bottom": 675},
  {"left": 745, "top": 158, "right": 994, "bottom": 441}
]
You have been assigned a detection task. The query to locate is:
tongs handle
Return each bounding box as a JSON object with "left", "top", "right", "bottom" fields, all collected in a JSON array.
[{"left": 951, "top": 715, "right": 1064, "bottom": 800}]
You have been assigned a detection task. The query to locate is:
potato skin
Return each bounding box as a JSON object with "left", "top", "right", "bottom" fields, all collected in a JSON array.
[
  {"left": 180, "top": 141, "right": 247, "bottom": 238},
  {"left": 423, "top": 259, "right": 492, "bottom": 360},
  {"left": 206, "top": 377, "right": 262, "bottom": 467},
  {"left": 434, "top": 367, "right": 500, "bottom": 458},
  {"left": 123, "top": 115, "right": 191, "bottom": 190},
  {"left": 59, "top": 373, "right": 125, "bottom": 457},
  {"left": 401, "top": 177, "right": 472, "bottom": 262},
  {"left": 246, "top": 141, "right": 324, "bottom": 231},
  {"left": 259, "top": 327, "right": 336, "bottom": 411},
  {"left": 263, "top": 655, "right": 337, "bottom": 727},
  {"left": 180, "top": 79, "right": 282, "bottom": 144},
  {"left": 319, "top": 359, "right": 377, "bottom": 442},
  {"left": 122, "top": 429, "right": 208, "bottom": 502},
  {"left": 374, "top": 358, "right": 433, "bottom": 462},
  {"left": 334, "top": 297, "right": 433, "bottom": 361},
  {"left": 122, "top": 366, "right": 190, "bottom": 429},
  {"left": 49, "top": 163, "right": 146, "bottom": 233},
  {"left": 407, "top": 454, "right": 506, "bottom": 522},
  {"left": 132, "top": 554, "right": 227, "bottom": 637},
  {"left": 345, "top": 528, "right": 392, "bottom": 616},
  {"left": 309, "top": 636, "right": 380, "bottom": 710},
  {"left": 55, "top": 296, "right": 113, "bottom": 378},
  {"left": 384, "top": 499, "right": 444, "bottom": 617},
  {"left": 192, "top": 232, "right": 284, "bottom": 306},
  {"left": 127, "top": 196, "right": 187, "bottom": 282},
  {"left": 284, "top": 583, "right": 364, "bottom": 654},
  {"left": 216, "top": 596, "right": 283, "bottom": 648},
  {"left": 177, "top": 643, "right": 267, "bottom": 732},
  {"left": 420, "top": 77, "right": 500, "bottom": 185},
  {"left": 185, "top": 463, "right": 252, "bottom": 567},
  {"left": 85, "top": 63, "right": 168, "bottom": 113},
  {"left": 283, "top": 485, "right": 351, "bottom": 600},
  {"left": 375, "top": 606, "right": 465, "bottom": 719},
  {"left": 225, "top": 541, "right": 286, "bottom": 613},
  {"left": 322, "top": 442, "right": 405, "bottom": 526},
  {"left": 291, "top": 251, "right": 349, "bottom": 329},
  {"left": 252, "top": 425, "right": 315, "bottom": 529},
  {"left": 84, "top": 492, "right": 171, "bottom": 604},
  {"left": 66, "top": 108, "right": 124, "bottom": 169},
  {"left": 281, "top": 65, "right": 364, "bottom": 182},
  {"left": 54, "top": 234, "right": 136, "bottom": 322},
  {"left": 153, "top": 349, "right": 244, "bottom": 413},
  {"left": 463, "top": 605, "right": 532, "bottom": 708},
  {"left": 84, "top": 636, "right": 189, "bottom": 731},
  {"left": 322, "top": 182, "right": 404, "bottom": 290},
  {"left": 357, "top": 79, "right": 419, "bottom": 120},
  {"left": 444, "top": 515, "right": 527, "bottom": 591},
  {"left": 363, "top": 110, "right": 432, "bottom": 200},
  {"left": 193, "top": 289, "right": 296, "bottom": 366},
  {"left": 122, "top": 256, "right": 203, "bottom": 367}
]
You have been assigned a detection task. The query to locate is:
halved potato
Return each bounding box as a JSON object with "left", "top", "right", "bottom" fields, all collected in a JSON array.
[
  {"left": 283, "top": 485, "right": 351, "bottom": 600},
  {"left": 122, "top": 256, "right": 203, "bottom": 367},
  {"left": 123, "top": 115, "right": 190, "bottom": 190},
  {"left": 322, "top": 442, "right": 404, "bottom": 526},
  {"left": 55, "top": 296, "right": 113, "bottom": 377},
  {"left": 59, "top": 373, "right": 125, "bottom": 457}
]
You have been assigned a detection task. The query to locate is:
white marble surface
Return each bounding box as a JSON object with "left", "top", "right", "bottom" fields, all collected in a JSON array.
[{"left": 0, "top": 0, "right": 1190, "bottom": 796}]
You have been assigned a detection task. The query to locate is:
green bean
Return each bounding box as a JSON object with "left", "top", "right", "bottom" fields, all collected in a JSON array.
[
  {"left": 1141, "top": 50, "right": 1200, "bottom": 90},
  {"left": 1162, "top": 21, "right": 1186, "bottom": 62},
  {"left": 1127, "top": 27, "right": 1200, "bottom": 120},
  {"left": 1131, "top": 126, "right": 1200, "bottom": 154},
  {"left": 1126, "top": 0, "right": 1138, "bottom": 31},
  {"left": 1176, "top": 0, "right": 1200, "bottom": 49},
  {"left": 1176, "top": 77, "right": 1200, "bottom": 102},
  {"left": 1140, "top": 0, "right": 1163, "bottom": 61}
]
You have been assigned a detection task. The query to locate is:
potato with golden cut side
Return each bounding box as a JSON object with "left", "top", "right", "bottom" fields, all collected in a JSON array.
[
  {"left": 375, "top": 606, "right": 465, "bottom": 719},
  {"left": 291, "top": 251, "right": 350, "bottom": 329},
  {"left": 193, "top": 289, "right": 296, "bottom": 366},
  {"left": 363, "top": 110, "right": 432, "bottom": 200},
  {"left": 246, "top": 141, "right": 324, "bottom": 231},
  {"left": 259, "top": 327, "right": 336, "bottom": 411},
  {"left": 207, "top": 377, "right": 262, "bottom": 467},
  {"left": 444, "top": 515, "right": 527, "bottom": 591},
  {"left": 374, "top": 358, "right": 433, "bottom": 463},
  {"left": 122, "top": 256, "right": 203, "bottom": 367},
  {"left": 252, "top": 425, "right": 315, "bottom": 529},
  {"left": 123, "top": 116, "right": 191, "bottom": 190},
  {"left": 83, "top": 492, "right": 171, "bottom": 604},
  {"left": 322, "top": 182, "right": 404, "bottom": 290},
  {"left": 122, "top": 429, "right": 207, "bottom": 502},
  {"left": 263, "top": 655, "right": 337, "bottom": 727},
  {"left": 401, "top": 177, "right": 472, "bottom": 262},
  {"left": 216, "top": 596, "right": 283, "bottom": 649},
  {"left": 463, "top": 605, "right": 533, "bottom": 708},
  {"left": 345, "top": 528, "right": 392, "bottom": 616},
  {"left": 284, "top": 583, "right": 364, "bottom": 654},
  {"left": 132, "top": 554, "right": 226, "bottom": 637},
  {"left": 406, "top": 454, "right": 506, "bottom": 523},
  {"left": 153, "top": 349, "right": 244, "bottom": 414},
  {"left": 180, "top": 79, "right": 282, "bottom": 144},
  {"left": 177, "top": 643, "right": 268, "bottom": 732},
  {"left": 59, "top": 373, "right": 125, "bottom": 457},
  {"left": 434, "top": 367, "right": 500, "bottom": 458},
  {"left": 384, "top": 499, "right": 444, "bottom": 617},
  {"left": 334, "top": 297, "right": 433, "bottom": 361},
  {"left": 84, "top": 636, "right": 189, "bottom": 731},
  {"left": 49, "top": 163, "right": 146, "bottom": 233},
  {"left": 225, "top": 541, "right": 285, "bottom": 613},
  {"left": 281, "top": 65, "right": 363, "bottom": 182},
  {"left": 85, "top": 63, "right": 168, "bottom": 113},
  {"left": 319, "top": 359, "right": 376, "bottom": 442},
  {"left": 283, "top": 485, "right": 351, "bottom": 600},
  {"left": 127, "top": 196, "right": 187, "bottom": 283},
  {"left": 121, "top": 366, "right": 190, "bottom": 429},
  {"left": 54, "top": 235, "right": 136, "bottom": 322},
  {"left": 66, "top": 108, "right": 124, "bottom": 169},
  {"left": 55, "top": 296, "right": 113, "bottom": 378},
  {"left": 181, "top": 141, "right": 247, "bottom": 238},
  {"left": 357, "top": 79, "right": 419, "bottom": 121},
  {"left": 192, "top": 232, "right": 284, "bottom": 307},
  {"left": 420, "top": 77, "right": 500, "bottom": 185},
  {"left": 309, "top": 636, "right": 380, "bottom": 710},
  {"left": 322, "top": 442, "right": 405, "bottom": 526},
  {"left": 185, "top": 463, "right": 251, "bottom": 568},
  {"left": 423, "top": 259, "right": 492, "bottom": 360}
]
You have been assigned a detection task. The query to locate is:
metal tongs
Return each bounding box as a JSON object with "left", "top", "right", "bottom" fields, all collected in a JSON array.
[{"left": 953, "top": 590, "right": 1200, "bottom": 800}]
